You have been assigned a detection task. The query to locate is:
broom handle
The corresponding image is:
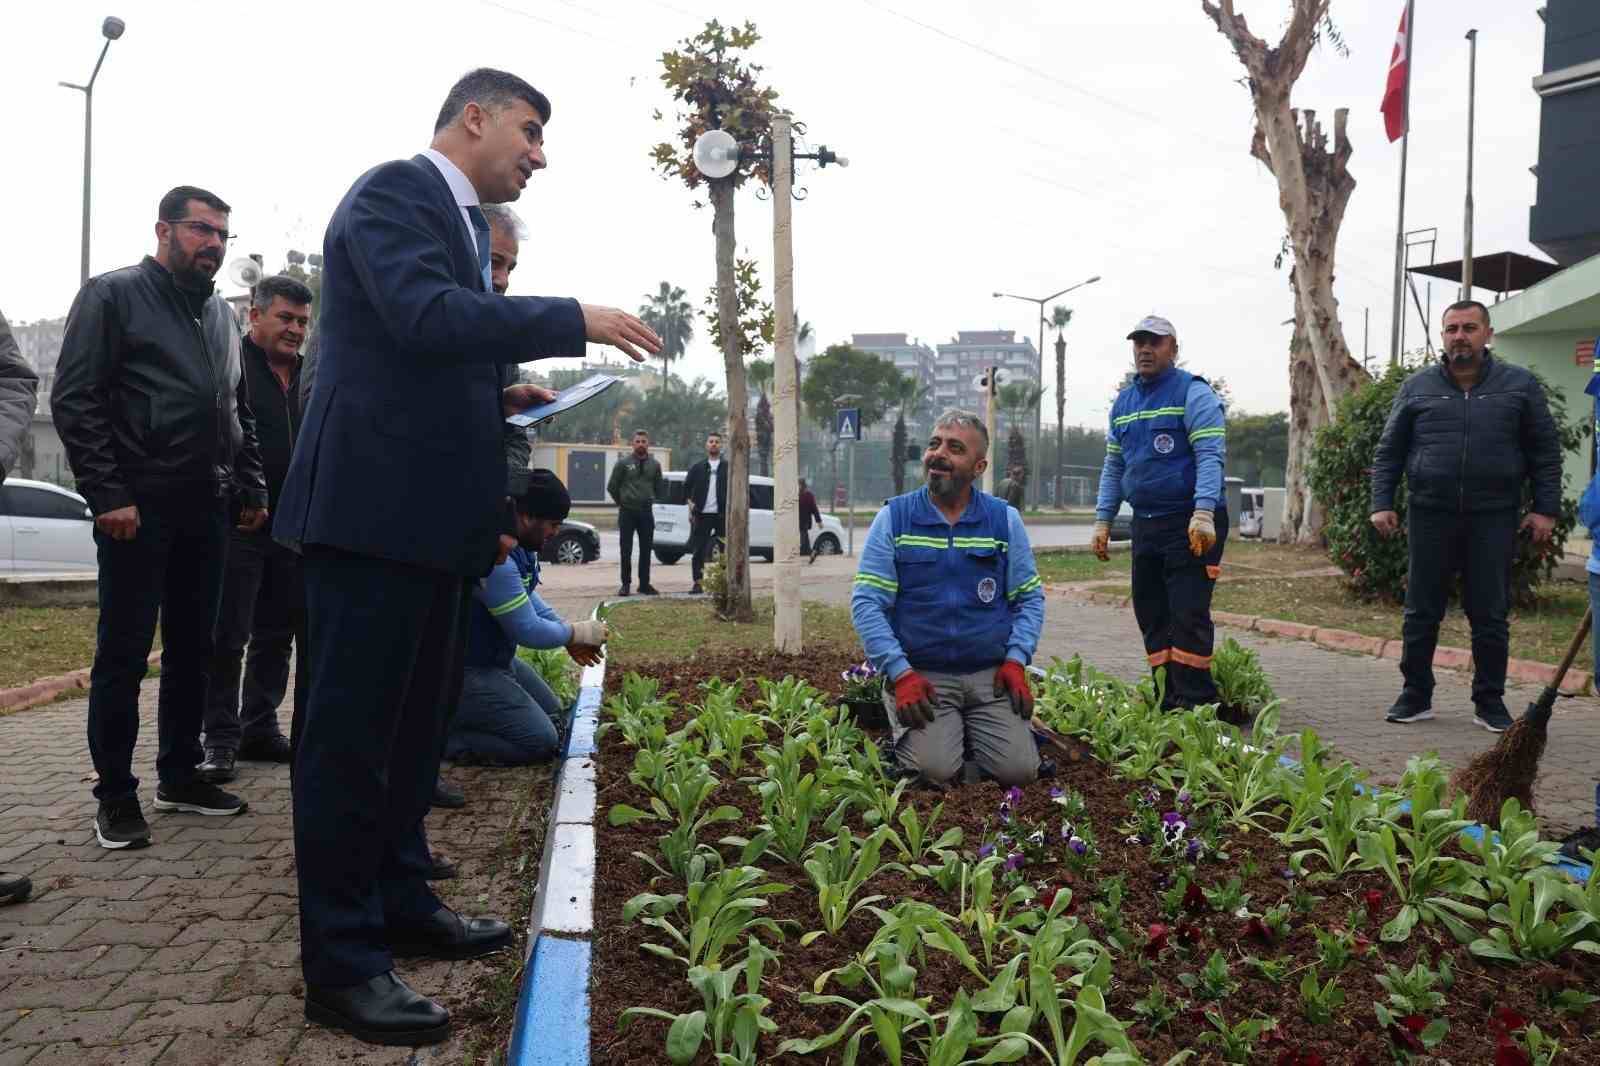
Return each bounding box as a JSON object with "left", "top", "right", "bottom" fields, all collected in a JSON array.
[{"left": 1548, "top": 607, "right": 1594, "bottom": 691}]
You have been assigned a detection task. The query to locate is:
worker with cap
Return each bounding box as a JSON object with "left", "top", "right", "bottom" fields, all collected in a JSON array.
[
  {"left": 1091, "top": 315, "right": 1230, "bottom": 715},
  {"left": 851, "top": 408, "right": 1045, "bottom": 787},
  {"left": 444, "top": 469, "right": 607, "bottom": 766}
]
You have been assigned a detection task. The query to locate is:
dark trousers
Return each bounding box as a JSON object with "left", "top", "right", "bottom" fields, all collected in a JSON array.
[
  {"left": 618, "top": 507, "right": 653, "bottom": 588},
  {"left": 1131, "top": 508, "right": 1228, "bottom": 709},
  {"left": 203, "top": 532, "right": 302, "bottom": 752},
  {"left": 446, "top": 657, "right": 562, "bottom": 765},
  {"left": 690, "top": 512, "right": 726, "bottom": 582},
  {"left": 294, "top": 547, "right": 462, "bottom": 988},
  {"left": 1400, "top": 506, "right": 1518, "bottom": 711},
  {"left": 800, "top": 523, "right": 812, "bottom": 556},
  {"left": 87, "top": 493, "right": 228, "bottom": 803}
]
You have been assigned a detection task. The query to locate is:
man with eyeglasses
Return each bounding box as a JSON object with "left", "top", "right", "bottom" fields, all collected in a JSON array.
[{"left": 54, "top": 185, "right": 268, "bottom": 850}]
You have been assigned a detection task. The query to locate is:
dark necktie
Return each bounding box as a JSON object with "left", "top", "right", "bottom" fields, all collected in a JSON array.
[{"left": 465, "top": 205, "right": 493, "bottom": 292}]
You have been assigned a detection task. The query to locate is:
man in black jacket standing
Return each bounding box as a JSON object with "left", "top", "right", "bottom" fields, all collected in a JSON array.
[
  {"left": 53, "top": 186, "right": 268, "bottom": 849},
  {"left": 198, "top": 276, "right": 312, "bottom": 782},
  {"left": 1370, "top": 300, "right": 1562, "bottom": 733},
  {"left": 684, "top": 430, "right": 729, "bottom": 595}
]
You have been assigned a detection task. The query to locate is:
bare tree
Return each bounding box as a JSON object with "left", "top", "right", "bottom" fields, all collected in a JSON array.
[{"left": 1202, "top": 0, "right": 1367, "bottom": 543}]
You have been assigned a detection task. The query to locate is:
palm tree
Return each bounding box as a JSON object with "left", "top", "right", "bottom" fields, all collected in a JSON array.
[
  {"left": 999, "top": 382, "right": 1045, "bottom": 491},
  {"left": 748, "top": 358, "right": 774, "bottom": 476},
  {"left": 889, "top": 371, "right": 928, "bottom": 497},
  {"left": 638, "top": 281, "right": 694, "bottom": 387},
  {"left": 1050, "top": 305, "right": 1073, "bottom": 504}
]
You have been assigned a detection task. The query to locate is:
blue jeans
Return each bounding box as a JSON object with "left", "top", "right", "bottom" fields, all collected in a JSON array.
[{"left": 445, "top": 656, "right": 562, "bottom": 764}]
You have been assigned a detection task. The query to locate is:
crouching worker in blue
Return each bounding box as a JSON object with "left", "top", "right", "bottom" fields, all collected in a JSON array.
[
  {"left": 851, "top": 409, "right": 1045, "bottom": 787},
  {"left": 445, "top": 470, "right": 607, "bottom": 765}
]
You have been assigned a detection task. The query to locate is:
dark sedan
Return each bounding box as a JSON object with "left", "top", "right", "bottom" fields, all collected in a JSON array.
[{"left": 540, "top": 519, "right": 601, "bottom": 565}]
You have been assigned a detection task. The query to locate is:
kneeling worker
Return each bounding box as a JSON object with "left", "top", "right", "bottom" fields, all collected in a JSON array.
[
  {"left": 851, "top": 409, "right": 1044, "bottom": 786},
  {"left": 445, "top": 470, "right": 607, "bottom": 765}
]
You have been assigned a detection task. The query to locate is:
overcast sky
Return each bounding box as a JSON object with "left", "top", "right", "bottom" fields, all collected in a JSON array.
[{"left": 1, "top": 0, "right": 1549, "bottom": 427}]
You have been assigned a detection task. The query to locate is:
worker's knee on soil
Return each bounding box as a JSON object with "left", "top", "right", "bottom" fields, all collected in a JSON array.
[
  {"left": 983, "top": 750, "right": 1040, "bottom": 787},
  {"left": 900, "top": 737, "right": 963, "bottom": 786}
]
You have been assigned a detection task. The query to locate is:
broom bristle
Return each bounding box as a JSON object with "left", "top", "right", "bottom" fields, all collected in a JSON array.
[{"left": 1448, "top": 717, "right": 1549, "bottom": 828}]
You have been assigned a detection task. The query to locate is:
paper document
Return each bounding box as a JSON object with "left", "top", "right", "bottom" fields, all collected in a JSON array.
[{"left": 506, "top": 373, "right": 624, "bottom": 429}]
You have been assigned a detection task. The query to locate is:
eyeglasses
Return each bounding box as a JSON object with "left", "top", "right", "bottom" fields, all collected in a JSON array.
[{"left": 164, "top": 219, "right": 236, "bottom": 243}]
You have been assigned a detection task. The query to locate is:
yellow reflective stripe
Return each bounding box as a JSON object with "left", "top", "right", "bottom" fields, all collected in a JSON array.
[
  {"left": 1105, "top": 442, "right": 1122, "bottom": 453},
  {"left": 854, "top": 573, "right": 899, "bottom": 593},
  {"left": 893, "top": 535, "right": 947, "bottom": 548},
  {"left": 1009, "top": 575, "right": 1042, "bottom": 599},
  {"left": 1112, "top": 406, "right": 1186, "bottom": 426},
  {"left": 1188, "top": 427, "right": 1225, "bottom": 442},
  {"left": 951, "top": 537, "right": 1007, "bottom": 550},
  {"left": 489, "top": 593, "right": 529, "bottom": 616}
]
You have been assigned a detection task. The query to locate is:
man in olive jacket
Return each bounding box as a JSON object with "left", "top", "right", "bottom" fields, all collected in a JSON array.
[
  {"left": 1370, "top": 299, "right": 1562, "bottom": 733},
  {"left": 607, "top": 429, "right": 663, "bottom": 595}
]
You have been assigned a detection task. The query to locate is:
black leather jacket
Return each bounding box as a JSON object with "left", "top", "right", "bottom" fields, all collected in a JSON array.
[
  {"left": 1370, "top": 353, "right": 1562, "bottom": 516},
  {"left": 52, "top": 257, "right": 267, "bottom": 515}
]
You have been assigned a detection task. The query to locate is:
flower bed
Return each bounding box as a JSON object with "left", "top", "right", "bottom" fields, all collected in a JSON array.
[{"left": 587, "top": 652, "right": 1600, "bottom": 1065}]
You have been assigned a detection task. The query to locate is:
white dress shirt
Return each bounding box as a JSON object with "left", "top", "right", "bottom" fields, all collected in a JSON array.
[
  {"left": 421, "top": 148, "right": 485, "bottom": 271},
  {"left": 704, "top": 458, "right": 721, "bottom": 515}
]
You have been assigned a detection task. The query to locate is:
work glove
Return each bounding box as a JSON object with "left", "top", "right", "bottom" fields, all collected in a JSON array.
[
  {"left": 1091, "top": 522, "right": 1111, "bottom": 562},
  {"left": 893, "top": 671, "right": 938, "bottom": 730},
  {"left": 567, "top": 644, "right": 603, "bottom": 668},
  {"left": 569, "top": 620, "right": 609, "bottom": 647},
  {"left": 994, "top": 660, "right": 1034, "bottom": 719},
  {"left": 1187, "top": 509, "right": 1216, "bottom": 557}
]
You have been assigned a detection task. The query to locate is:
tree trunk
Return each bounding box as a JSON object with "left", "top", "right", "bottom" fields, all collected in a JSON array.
[
  {"left": 710, "top": 179, "right": 753, "bottom": 621},
  {"left": 1203, "top": 0, "right": 1368, "bottom": 544},
  {"left": 892, "top": 413, "right": 907, "bottom": 496}
]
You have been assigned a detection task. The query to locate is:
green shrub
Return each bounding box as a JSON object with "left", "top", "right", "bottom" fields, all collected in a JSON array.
[
  {"left": 1308, "top": 361, "right": 1581, "bottom": 606},
  {"left": 1210, "top": 638, "right": 1275, "bottom": 713},
  {"left": 519, "top": 646, "right": 580, "bottom": 708}
]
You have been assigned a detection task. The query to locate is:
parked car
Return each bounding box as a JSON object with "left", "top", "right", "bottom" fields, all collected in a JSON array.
[
  {"left": 540, "top": 519, "right": 601, "bottom": 565},
  {"left": 651, "top": 472, "right": 845, "bottom": 564},
  {"left": 0, "top": 478, "right": 97, "bottom": 572},
  {"left": 1238, "top": 487, "right": 1265, "bottom": 539}
]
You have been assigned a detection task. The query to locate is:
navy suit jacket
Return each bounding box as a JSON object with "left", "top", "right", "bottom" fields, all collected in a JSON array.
[{"left": 273, "top": 154, "right": 585, "bottom": 577}]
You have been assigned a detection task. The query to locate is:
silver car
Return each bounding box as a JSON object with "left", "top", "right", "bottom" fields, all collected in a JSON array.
[{"left": 0, "top": 478, "right": 97, "bottom": 572}]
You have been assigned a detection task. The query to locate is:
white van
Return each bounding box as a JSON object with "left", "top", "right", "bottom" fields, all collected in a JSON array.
[{"left": 651, "top": 471, "right": 845, "bottom": 564}]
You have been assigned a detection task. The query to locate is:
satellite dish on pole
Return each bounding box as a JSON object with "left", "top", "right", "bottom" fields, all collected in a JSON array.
[{"left": 227, "top": 257, "right": 265, "bottom": 289}]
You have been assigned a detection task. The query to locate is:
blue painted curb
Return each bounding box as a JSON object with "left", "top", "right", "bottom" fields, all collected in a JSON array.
[{"left": 509, "top": 935, "right": 592, "bottom": 1066}]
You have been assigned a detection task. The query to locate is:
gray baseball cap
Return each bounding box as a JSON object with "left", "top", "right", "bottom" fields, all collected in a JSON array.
[{"left": 1126, "top": 315, "right": 1177, "bottom": 339}]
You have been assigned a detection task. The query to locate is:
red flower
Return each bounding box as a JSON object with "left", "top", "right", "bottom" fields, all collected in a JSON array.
[
  {"left": 1177, "top": 921, "right": 1205, "bottom": 947},
  {"left": 1243, "top": 916, "right": 1273, "bottom": 942},
  {"left": 1363, "top": 889, "right": 1384, "bottom": 922},
  {"left": 1386, "top": 1014, "right": 1428, "bottom": 1054},
  {"left": 1492, "top": 1008, "right": 1529, "bottom": 1035},
  {"left": 1276, "top": 1053, "right": 1326, "bottom": 1066},
  {"left": 1144, "top": 923, "right": 1169, "bottom": 956},
  {"left": 1494, "top": 1043, "right": 1533, "bottom": 1066},
  {"left": 1183, "top": 882, "right": 1207, "bottom": 914}
]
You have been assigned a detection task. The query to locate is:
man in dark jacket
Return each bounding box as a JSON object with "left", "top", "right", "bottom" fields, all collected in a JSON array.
[
  {"left": 684, "top": 430, "right": 729, "bottom": 594},
  {"left": 198, "top": 276, "right": 312, "bottom": 783},
  {"left": 53, "top": 185, "right": 268, "bottom": 849},
  {"left": 606, "top": 429, "right": 662, "bottom": 596},
  {"left": 1370, "top": 299, "right": 1562, "bottom": 732},
  {"left": 799, "top": 477, "right": 822, "bottom": 558},
  {"left": 1, "top": 306, "right": 39, "bottom": 903}
]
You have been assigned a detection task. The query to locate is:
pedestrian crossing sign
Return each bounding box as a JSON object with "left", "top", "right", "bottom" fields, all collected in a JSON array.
[{"left": 835, "top": 408, "right": 861, "bottom": 440}]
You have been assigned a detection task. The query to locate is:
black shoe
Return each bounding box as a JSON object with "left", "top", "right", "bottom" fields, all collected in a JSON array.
[
  {"left": 618, "top": 585, "right": 631, "bottom": 597},
  {"left": 1474, "top": 703, "right": 1514, "bottom": 733},
  {"left": 638, "top": 584, "right": 660, "bottom": 596},
  {"left": 196, "top": 746, "right": 238, "bottom": 784},
  {"left": 305, "top": 971, "right": 450, "bottom": 1047},
  {"left": 94, "top": 797, "right": 152, "bottom": 850},
  {"left": 690, "top": 583, "right": 703, "bottom": 595},
  {"left": 425, "top": 852, "right": 459, "bottom": 881},
  {"left": 388, "top": 906, "right": 513, "bottom": 960},
  {"left": 238, "top": 735, "right": 292, "bottom": 763},
  {"left": 0, "top": 872, "right": 32, "bottom": 905},
  {"left": 1557, "top": 826, "right": 1600, "bottom": 862},
  {"left": 431, "top": 777, "right": 467, "bottom": 810},
  {"left": 154, "top": 780, "right": 247, "bottom": 816},
  {"left": 1385, "top": 696, "right": 1434, "bottom": 724}
]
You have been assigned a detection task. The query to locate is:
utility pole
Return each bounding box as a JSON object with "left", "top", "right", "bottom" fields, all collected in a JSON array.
[
  {"left": 1462, "top": 29, "right": 1479, "bottom": 298},
  {"left": 983, "top": 365, "right": 998, "bottom": 496},
  {"left": 770, "top": 115, "right": 801, "bottom": 652},
  {"left": 60, "top": 16, "right": 126, "bottom": 286}
]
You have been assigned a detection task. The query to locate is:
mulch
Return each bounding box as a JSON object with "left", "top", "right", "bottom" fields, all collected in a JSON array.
[{"left": 586, "top": 654, "right": 1600, "bottom": 1065}]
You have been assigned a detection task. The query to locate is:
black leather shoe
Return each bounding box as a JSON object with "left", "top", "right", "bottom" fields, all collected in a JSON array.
[
  {"left": 0, "top": 871, "right": 31, "bottom": 905},
  {"left": 304, "top": 970, "right": 450, "bottom": 1046},
  {"left": 389, "top": 907, "right": 513, "bottom": 960},
  {"left": 196, "top": 747, "right": 237, "bottom": 784},
  {"left": 238, "top": 735, "right": 292, "bottom": 763},
  {"left": 638, "top": 584, "right": 660, "bottom": 596},
  {"left": 431, "top": 777, "right": 467, "bottom": 809},
  {"left": 425, "top": 852, "right": 458, "bottom": 881}
]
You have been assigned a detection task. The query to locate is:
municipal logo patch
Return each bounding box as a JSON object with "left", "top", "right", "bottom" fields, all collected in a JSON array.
[
  {"left": 1153, "top": 432, "right": 1176, "bottom": 455},
  {"left": 976, "top": 577, "right": 998, "bottom": 603}
]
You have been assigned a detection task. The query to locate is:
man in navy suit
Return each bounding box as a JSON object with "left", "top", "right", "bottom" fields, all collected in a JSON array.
[{"left": 274, "top": 68, "right": 659, "bottom": 1046}]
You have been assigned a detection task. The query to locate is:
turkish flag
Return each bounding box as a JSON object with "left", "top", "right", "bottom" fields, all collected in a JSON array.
[{"left": 1381, "top": 3, "right": 1411, "bottom": 142}]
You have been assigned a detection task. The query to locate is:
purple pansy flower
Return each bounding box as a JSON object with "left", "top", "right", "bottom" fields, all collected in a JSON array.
[
  {"left": 976, "top": 843, "right": 995, "bottom": 859},
  {"left": 1176, "top": 789, "right": 1192, "bottom": 808},
  {"left": 1004, "top": 852, "right": 1025, "bottom": 872},
  {"left": 1185, "top": 838, "right": 1204, "bottom": 861},
  {"left": 1068, "top": 836, "right": 1088, "bottom": 856}
]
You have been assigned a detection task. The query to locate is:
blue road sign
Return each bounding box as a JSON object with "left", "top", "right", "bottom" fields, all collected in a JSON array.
[{"left": 835, "top": 407, "right": 861, "bottom": 440}]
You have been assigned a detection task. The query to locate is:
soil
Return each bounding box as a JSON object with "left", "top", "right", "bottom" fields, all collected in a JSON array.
[{"left": 586, "top": 654, "right": 1600, "bottom": 1065}]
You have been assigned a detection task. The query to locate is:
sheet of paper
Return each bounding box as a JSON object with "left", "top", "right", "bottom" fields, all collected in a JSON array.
[{"left": 506, "top": 374, "right": 623, "bottom": 428}]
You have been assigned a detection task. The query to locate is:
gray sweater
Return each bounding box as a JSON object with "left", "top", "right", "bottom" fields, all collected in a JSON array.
[{"left": 0, "top": 308, "right": 40, "bottom": 482}]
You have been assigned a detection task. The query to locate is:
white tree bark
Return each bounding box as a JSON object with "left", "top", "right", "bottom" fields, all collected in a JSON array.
[
  {"left": 1203, "top": 0, "right": 1369, "bottom": 544},
  {"left": 770, "top": 117, "right": 802, "bottom": 653},
  {"left": 710, "top": 179, "right": 754, "bottom": 621}
]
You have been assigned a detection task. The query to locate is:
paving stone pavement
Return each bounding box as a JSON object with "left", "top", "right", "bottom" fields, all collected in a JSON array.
[{"left": 0, "top": 682, "right": 545, "bottom": 1064}]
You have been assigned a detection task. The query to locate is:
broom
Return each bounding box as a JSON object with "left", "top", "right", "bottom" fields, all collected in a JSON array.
[{"left": 1450, "top": 607, "right": 1592, "bottom": 828}]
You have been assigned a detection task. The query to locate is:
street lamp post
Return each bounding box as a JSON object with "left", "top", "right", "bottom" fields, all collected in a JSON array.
[
  {"left": 60, "top": 15, "right": 126, "bottom": 287},
  {"left": 992, "top": 275, "right": 1101, "bottom": 509}
]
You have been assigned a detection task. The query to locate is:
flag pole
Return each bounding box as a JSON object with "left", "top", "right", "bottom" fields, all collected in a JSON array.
[
  {"left": 1462, "top": 28, "right": 1478, "bottom": 298},
  {"left": 1389, "top": 0, "right": 1416, "bottom": 366}
]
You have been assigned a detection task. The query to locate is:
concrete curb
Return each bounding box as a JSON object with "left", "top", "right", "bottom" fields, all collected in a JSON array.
[
  {"left": 1052, "top": 585, "right": 1594, "bottom": 697},
  {"left": 508, "top": 603, "right": 610, "bottom": 1065},
  {"left": 0, "top": 651, "right": 163, "bottom": 714}
]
